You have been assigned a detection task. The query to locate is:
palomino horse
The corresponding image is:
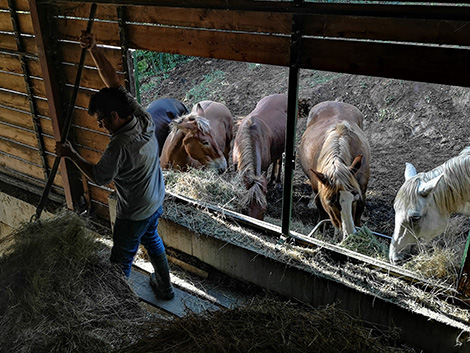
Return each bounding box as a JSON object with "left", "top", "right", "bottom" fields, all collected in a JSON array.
[
  {"left": 147, "top": 98, "right": 188, "bottom": 156},
  {"left": 232, "top": 94, "right": 287, "bottom": 220},
  {"left": 390, "top": 147, "right": 470, "bottom": 264},
  {"left": 160, "top": 100, "right": 233, "bottom": 172},
  {"left": 299, "top": 101, "right": 370, "bottom": 240}
]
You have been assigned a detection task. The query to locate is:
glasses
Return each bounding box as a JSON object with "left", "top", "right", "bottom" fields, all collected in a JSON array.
[{"left": 97, "top": 114, "right": 109, "bottom": 128}]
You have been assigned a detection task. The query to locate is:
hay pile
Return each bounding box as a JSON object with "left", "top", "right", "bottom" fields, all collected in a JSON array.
[
  {"left": 0, "top": 211, "right": 149, "bottom": 353},
  {"left": 118, "top": 298, "right": 415, "bottom": 353},
  {"left": 163, "top": 168, "right": 246, "bottom": 211}
]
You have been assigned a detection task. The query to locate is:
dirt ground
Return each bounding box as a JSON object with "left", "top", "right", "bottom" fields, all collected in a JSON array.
[{"left": 139, "top": 57, "right": 470, "bottom": 238}]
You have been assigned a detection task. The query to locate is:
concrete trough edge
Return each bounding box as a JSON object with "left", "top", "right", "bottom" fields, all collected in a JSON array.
[{"left": 158, "top": 217, "right": 470, "bottom": 353}]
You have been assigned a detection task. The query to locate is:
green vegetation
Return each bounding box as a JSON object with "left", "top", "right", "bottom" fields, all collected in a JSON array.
[
  {"left": 185, "top": 70, "right": 226, "bottom": 103},
  {"left": 134, "top": 50, "right": 194, "bottom": 95}
]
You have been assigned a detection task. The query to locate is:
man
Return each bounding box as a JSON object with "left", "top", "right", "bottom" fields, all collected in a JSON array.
[{"left": 55, "top": 31, "right": 174, "bottom": 300}]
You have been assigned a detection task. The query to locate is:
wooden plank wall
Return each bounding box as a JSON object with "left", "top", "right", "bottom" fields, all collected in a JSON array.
[
  {"left": 1, "top": 0, "right": 470, "bottom": 222},
  {"left": 0, "top": 0, "right": 63, "bottom": 198}
]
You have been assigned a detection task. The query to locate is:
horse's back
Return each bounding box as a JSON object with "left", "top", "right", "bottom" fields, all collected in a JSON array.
[
  {"left": 250, "top": 94, "right": 287, "bottom": 122},
  {"left": 307, "top": 101, "right": 364, "bottom": 129},
  {"left": 233, "top": 94, "right": 287, "bottom": 171},
  {"left": 300, "top": 101, "right": 369, "bottom": 184},
  {"left": 247, "top": 94, "right": 287, "bottom": 142},
  {"left": 147, "top": 98, "right": 188, "bottom": 155},
  {"left": 193, "top": 100, "right": 233, "bottom": 126}
]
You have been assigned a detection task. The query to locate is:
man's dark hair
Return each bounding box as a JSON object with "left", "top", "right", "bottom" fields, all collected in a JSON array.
[{"left": 88, "top": 87, "right": 132, "bottom": 119}]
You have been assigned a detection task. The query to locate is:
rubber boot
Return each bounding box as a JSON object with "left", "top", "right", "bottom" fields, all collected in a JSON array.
[{"left": 149, "top": 252, "right": 175, "bottom": 300}]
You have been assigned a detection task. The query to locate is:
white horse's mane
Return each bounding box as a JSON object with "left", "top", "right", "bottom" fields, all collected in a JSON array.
[{"left": 395, "top": 147, "right": 470, "bottom": 213}]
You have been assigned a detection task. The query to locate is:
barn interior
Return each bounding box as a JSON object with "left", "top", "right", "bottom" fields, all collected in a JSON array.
[{"left": 1, "top": 0, "right": 470, "bottom": 352}]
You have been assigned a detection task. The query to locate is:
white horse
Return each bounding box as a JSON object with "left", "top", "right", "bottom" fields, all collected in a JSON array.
[{"left": 390, "top": 147, "right": 470, "bottom": 264}]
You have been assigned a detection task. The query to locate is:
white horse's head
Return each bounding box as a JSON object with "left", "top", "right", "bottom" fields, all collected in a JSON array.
[{"left": 389, "top": 162, "right": 447, "bottom": 264}]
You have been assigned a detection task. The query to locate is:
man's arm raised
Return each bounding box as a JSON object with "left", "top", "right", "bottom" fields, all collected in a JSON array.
[{"left": 80, "top": 31, "right": 121, "bottom": 88}]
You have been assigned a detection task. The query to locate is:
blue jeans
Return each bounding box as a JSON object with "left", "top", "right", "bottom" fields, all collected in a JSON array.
[{"left": 110, "top": 206, "right": 165, "bottom": 277}]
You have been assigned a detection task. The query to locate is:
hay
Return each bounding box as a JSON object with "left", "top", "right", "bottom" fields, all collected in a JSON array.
[
  {"left": 117, "top": 298, "right": 415, "bottom": 353},
  {"left": 0, "top": 211, "right": 149, "bottom": 353},
  {"left": 404, "top": 247, "right": 460, "bottom": 284},
  {"left": 163, "top": 168, "right": 246, "bottom": 211},
  {"left": 340, "top": 226, "right": 389, "bottom": 261},
  {"left": 402, "top": 215, "right": 467, "bottom": 285}
]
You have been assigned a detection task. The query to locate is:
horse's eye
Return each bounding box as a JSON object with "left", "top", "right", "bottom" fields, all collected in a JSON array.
[
  {"left": 201, "top": 140, "right": 210, "bottom": 147},
  {"left": 409, "top": 215, "right": 421, "bottom": 223}
]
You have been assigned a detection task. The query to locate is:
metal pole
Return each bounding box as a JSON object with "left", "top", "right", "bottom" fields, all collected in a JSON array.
[
  {"left": 32, "top": 3, "right": 97, "bottom": 222},
  {"left": 280, "top": 9, "right": 302, "bottom": 243}
]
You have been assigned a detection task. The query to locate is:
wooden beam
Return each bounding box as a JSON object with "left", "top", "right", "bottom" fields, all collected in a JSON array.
[
  {"left": 29, "top": 0, "right": 81, "bottom": 210},
  {"left": 0, "top": 53, "right": 42, "bottom": 76},
  {"left": 0, "top": 71, "right": 46, "bottom": 97},
  {"left": 0, "top": 33, "right": 38, "bottom": 54},
  {"left": 301, "top": 14, "right": 470, "bottom": 47},
  {"left": 35, "top": 0, "right": 470, "bottom": 12},
  {"left": 300, "top": 38, "right": 470, "bottom": 88},
  {"left": 0, "top": 89, "right": 49, "bottom": 116},
  {"left": 0, "top": 105, "right": 53, "bottom": 135},
  {"left": 0, "top": 11, "right": 34, "bottom": 34}
]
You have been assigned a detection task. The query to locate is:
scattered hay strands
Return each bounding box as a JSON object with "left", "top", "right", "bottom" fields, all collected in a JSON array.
[{"left": 0, "top": 212, "right": 150, "bottom": 353}]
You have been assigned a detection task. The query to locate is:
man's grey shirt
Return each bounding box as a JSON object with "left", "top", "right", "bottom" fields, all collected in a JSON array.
[{"left": 94, "top": 86, "right": 165, "bottom": 220}]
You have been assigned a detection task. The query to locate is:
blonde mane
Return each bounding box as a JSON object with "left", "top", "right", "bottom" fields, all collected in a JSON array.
[
  {"left": 317, "top": 122, "right": 362, "bottom": 197},
  {"left": 169, "top": 114, "right": 211, "bottom": 135},
  {"left": 395, "top": 147, "right": 470, "bottom": 213},
  {"left": 237, "top": 116, "right": 266, "bottom": 206}
]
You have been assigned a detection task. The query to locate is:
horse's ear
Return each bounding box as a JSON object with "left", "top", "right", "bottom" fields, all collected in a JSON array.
[
  {"left": 417, "top": 174, "right": 443, "bottom": 197},
  {"left": 310, "top": 169, "right": 329, "bottom": 186},
  {"left": 176, "top": 120, "right": 198, "bottom": 133},
  {"left": 404, "top": 162, "right": 417, "bottom": 180},
  {"left": 349, "top": 155, "right": 363, "bottom": 175},
  {"left": 196, "top": 103, "right": 205, "bottom": 117}
]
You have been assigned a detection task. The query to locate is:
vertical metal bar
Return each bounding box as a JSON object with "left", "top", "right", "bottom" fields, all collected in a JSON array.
[
  {"left": 280, "top": 8, "right": 302, "bottom": 242},
  {"left": 7, "top": 0, "right": 50, "bottom": 181},
  {"left": 457, "top": 231, "right": 470, "bottom": 296}
]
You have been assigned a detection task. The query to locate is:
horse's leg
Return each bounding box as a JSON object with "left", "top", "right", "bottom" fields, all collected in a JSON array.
[
  {"left": 274, "top": 158, "right": 282, "bottom": 188},
  {"left": 269, "top": 158, "right": 282, "bottom": 189},
  {"left": 354, "top": 200, "right": 365, "bottom": 227}
]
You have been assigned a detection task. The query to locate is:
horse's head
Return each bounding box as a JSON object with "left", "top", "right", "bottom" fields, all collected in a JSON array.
[
  {"left": 311, "top": 155, "right": 364, "bottom": 239},
  {"left": 241, "top": 174, "right": 268, "bottom": 220},
  {"left": 174, "top": 105, "right": 227, "bottom": 172},
  {"left": 390, "top": 163, "right": 446, "bottom": 264}
]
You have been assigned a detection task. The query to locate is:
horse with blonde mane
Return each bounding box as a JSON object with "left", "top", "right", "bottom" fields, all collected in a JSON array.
[
  {"left": 160, "top": 101, "right": 233, "bottom": 172},
  {"left": 232, "top": 94, "right": 287, "bottom": 220},
  {"left": 390, "top": 147, "right": 470, "bottom": 264},
  {"left": 299, "top": 101, "right": 370, "bottom": 240}
]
